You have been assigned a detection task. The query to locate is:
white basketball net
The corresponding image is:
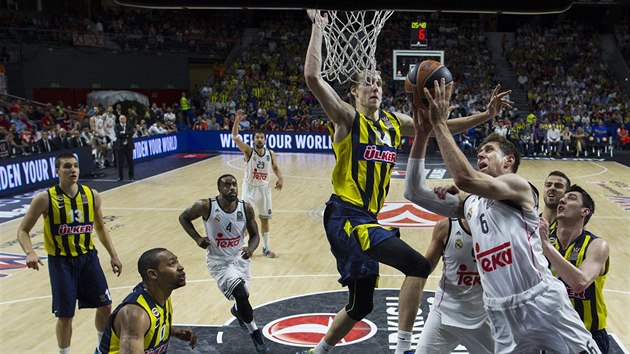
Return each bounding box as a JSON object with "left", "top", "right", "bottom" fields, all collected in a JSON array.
[{"left": 313, "top": 10, "right": 394, "bottom": 84}]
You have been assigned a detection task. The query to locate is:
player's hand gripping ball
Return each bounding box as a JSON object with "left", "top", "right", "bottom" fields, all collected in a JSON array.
[{"left": 405, "top": 60, "right": 453, "bottom": 109}]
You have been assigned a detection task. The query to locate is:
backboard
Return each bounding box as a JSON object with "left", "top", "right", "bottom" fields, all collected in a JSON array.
[{"left": 392, "top": 50, "right": 444, "bottom": 81}]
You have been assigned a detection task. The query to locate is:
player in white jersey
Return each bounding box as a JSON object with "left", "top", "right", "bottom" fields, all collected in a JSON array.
[
  {"left": 102, "top": 105, "right": 117, "bottom": 166},
  {"left": 178, "top": 174, "right": 269, "bottom": 353},
  {"left": 404, "top": 81, "right": 600, "bottom": 354},
  {"left": 415, "top": 217, "right": 493, "bottom": 354},
  {"left": 232, "top": 109, "right": 284, "bottom": 258},
  {"left": 404, "top": 115, "right": 492, "bottom": 354}
]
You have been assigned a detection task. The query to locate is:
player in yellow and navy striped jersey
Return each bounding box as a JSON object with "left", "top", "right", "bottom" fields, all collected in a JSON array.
[
  {"left": 541, "top": 170, "right": 571, "bottom": 233},
  {"left": 541, "top": 185, "right": 610, "bottom": 353},
  {"left": 303, "top": 9, "right": 512, "bottom": 354},
  {"left": 17, "top": 153, "right": 123, "bottom": 354},
  {"left": 98, "top": 248, "right": 196, "bottom": 354}
]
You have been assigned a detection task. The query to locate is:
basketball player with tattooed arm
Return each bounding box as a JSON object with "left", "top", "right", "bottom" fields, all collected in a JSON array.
[
  {"left": 232, "top": 109, "right": 284, "bottom": 258},
  {"left": 17, "top": 152, "right": 123, "bottom": 354},
  {"left": 302, "top": 9, "right": 511, "bottom": 354},
  {"left": 97, "top": 248, "right": 197, "bottom": 353},
  {"left": 179, "top": 174, "right": 269, "bottom": 353},
  {"left": 404, "top": 78, "right": 601, "bottom": 353}
]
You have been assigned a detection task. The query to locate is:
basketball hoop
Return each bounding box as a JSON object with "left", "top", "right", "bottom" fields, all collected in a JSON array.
[{"left": 313, "top": 10, "right": 394, "bottom": 84}]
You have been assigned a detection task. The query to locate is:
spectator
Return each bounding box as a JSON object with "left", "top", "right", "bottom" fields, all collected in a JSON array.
[
  {"left": 37, "top": 130, "right": 57, "bottom": 153},
  {"left": 546, "top": 123, "right": 563, "bottom": 157},
  {"left": 207, "top": 116, "right": 221, "bottom": 130},
  {"left": 148, "top": 120, "right": 167, "bottom": 135},
  {"left": 53, "top": 128, "right": 71, "bottom": 150},
  {"left": 617, "top": 125, "right": 629, "bottom": 150},
  {"left": 192, "top": 115, "right": 208, "bottom": 130}
]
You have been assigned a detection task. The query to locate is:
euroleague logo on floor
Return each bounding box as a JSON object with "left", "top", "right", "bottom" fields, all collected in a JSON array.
[
  {"left": 263, "top": 313, "right": 377, "bottom": 347},
  {"left": 377, "top": 201, "right": 441, "bottom": 228}
]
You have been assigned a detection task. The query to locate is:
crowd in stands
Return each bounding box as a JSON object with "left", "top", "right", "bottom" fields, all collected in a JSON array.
[
  {"left": 507, "top": 19, "right": 629, "bottom": 157},
  {"left": 1, "top": 9, "right": 629, "bottom": 164},
  {"left": 0, "top": 99, "right": 177, "bottom": 164},
  {"left": 0, "top": 8, "right": 243, "bottom": 54}
]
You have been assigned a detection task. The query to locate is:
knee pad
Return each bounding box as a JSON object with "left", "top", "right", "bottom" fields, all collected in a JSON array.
[
  {"left": 232, "top": 282, "right": 253, "bottom": 323},
  {"left": 345, "top": 292, "right": 373, "bottom": 321},
  {"left": 402, "top": 252, "right": 432, "bottom": 279},
  {"left": 231, "top": 281, "right": 249, "bottom": 301}
]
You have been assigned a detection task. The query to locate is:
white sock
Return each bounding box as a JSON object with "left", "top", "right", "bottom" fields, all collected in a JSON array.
[
  {"left": 262, "top": 232, "right": 270, "bottom": 250},
  {"left": 314, "top": 338, "right": 334, "bottom": 353},
  {"left": 395, "top": 330, "right": 412, "bottom": 354},
  {"left": 245, "top": 319, "right": 258, "bottom": 333},
  {"left": 59, "top": 347, "right": 70, "bottom": 354},
  {"left": 97, "top": 331, "right": 103, "bottom": 348}
]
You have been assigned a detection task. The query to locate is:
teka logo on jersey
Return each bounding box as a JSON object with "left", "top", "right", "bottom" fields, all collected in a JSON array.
[
  {"left": 475, "top": 241, "right": 513, "bottom": 272},
  {"left": 456, "top": 264, "right": 481, "bottom": 286},
  {"left": 377, "top": 202, "right": 441, "bottom": 228},
  {"left": 263, "top": 313, "right": 377, "bottom": 347}
]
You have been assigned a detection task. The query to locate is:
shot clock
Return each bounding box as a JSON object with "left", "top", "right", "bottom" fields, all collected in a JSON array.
[{"left": 410, "top": 20, "right": 428, "bottom": 49}]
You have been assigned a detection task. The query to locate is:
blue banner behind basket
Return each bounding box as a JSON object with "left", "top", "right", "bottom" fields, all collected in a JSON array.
[{"left": 185, "top": 130, "right": 333, "bottom": 153}]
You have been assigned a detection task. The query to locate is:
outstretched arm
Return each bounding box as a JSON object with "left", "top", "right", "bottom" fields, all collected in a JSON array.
[
  {"left": 396, "top": 84, "right": 512, "bottom": 136},
  {"left": 404, "top": 108, "right": 463, "bottom": 218},
  {"left": 179, "top": 199, "right": 211, "bottom": 249},
  {"left": 231, "top": 109, "right": 252, "bottom": 157},
  {"left": 304, "top": 10, "right": 355, "bottom": 137},
  {"left": 426, "top": 79, "right": 534, "bottom": 209}
]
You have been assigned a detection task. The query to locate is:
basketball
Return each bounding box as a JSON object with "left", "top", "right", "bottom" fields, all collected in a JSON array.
[{"left": 405, "top": 60, "right": 453, "bottom": 109}]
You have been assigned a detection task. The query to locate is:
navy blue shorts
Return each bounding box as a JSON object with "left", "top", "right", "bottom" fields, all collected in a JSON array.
[
  {"left": 592, "top": 328, "right": 609, "bottom": 354},
  {"left": 323, "top": 194, "right": 400, "bottom": 286},
  {"left": 47, "top": 249, "right": 112, "bottom": 317}
]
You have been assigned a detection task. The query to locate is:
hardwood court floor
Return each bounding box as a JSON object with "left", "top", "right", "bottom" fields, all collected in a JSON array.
[{"left": 0, "top": 152, "right": 628, "bottom": 353}]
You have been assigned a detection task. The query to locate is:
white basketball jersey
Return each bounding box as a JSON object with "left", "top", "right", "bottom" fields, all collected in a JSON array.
[
  {"left": 434, "top": 218, "right": 486, "bottom": 329},
  {"left": 244, "top": 148, "right": 272, "bottom": 187},
  {"left": 203, "top": 198, "right": 247, "bottom": 261},
  {"left": 103, "top": 113, "right": 117, "bottom": 140},
  {"left": 94, "top": 116, "right": 105, "bottom": 136},
  {"left": 464, "top": 185, "right": 551, "bottom": 299}
]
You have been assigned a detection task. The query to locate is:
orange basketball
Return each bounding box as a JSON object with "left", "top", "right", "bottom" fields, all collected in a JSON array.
[{"left": 405, "top": 60, "right": 453, "bottom": 109}]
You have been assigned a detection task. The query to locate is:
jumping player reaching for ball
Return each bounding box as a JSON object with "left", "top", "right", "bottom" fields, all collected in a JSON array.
[
  {"left": 301, "top": 9, "right": 511, "bottom": 354},
  {"left": 404, "top": 78, "right": 601, "bottom": 353}
]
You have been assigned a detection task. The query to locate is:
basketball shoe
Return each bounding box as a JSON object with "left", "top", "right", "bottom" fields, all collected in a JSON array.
[
  {"left": 250, "top": 329, "right": 269, "bottom": 353},
  {"left": 262, "top": 247, "right": 276, "bottom": 258}
]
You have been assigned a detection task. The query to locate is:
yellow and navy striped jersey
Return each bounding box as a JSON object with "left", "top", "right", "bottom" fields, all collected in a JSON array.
[
  {"left": 98, "top": 283, "right": 173, "bottom": 354},
  {"left": 329, "top": 110, "right": 401, "bottom": 214},
  {"left": 43, "top": 184, "right": 96, "bottom": 257},
  {"left": 549, "top": 230, "right": 608, "bottom": 332},
  {"left": 539, "top": 212, "right": 557, "bottom": 234},
  {"left": 549, "top": 219, "right": 557, "bottom": 234}
]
